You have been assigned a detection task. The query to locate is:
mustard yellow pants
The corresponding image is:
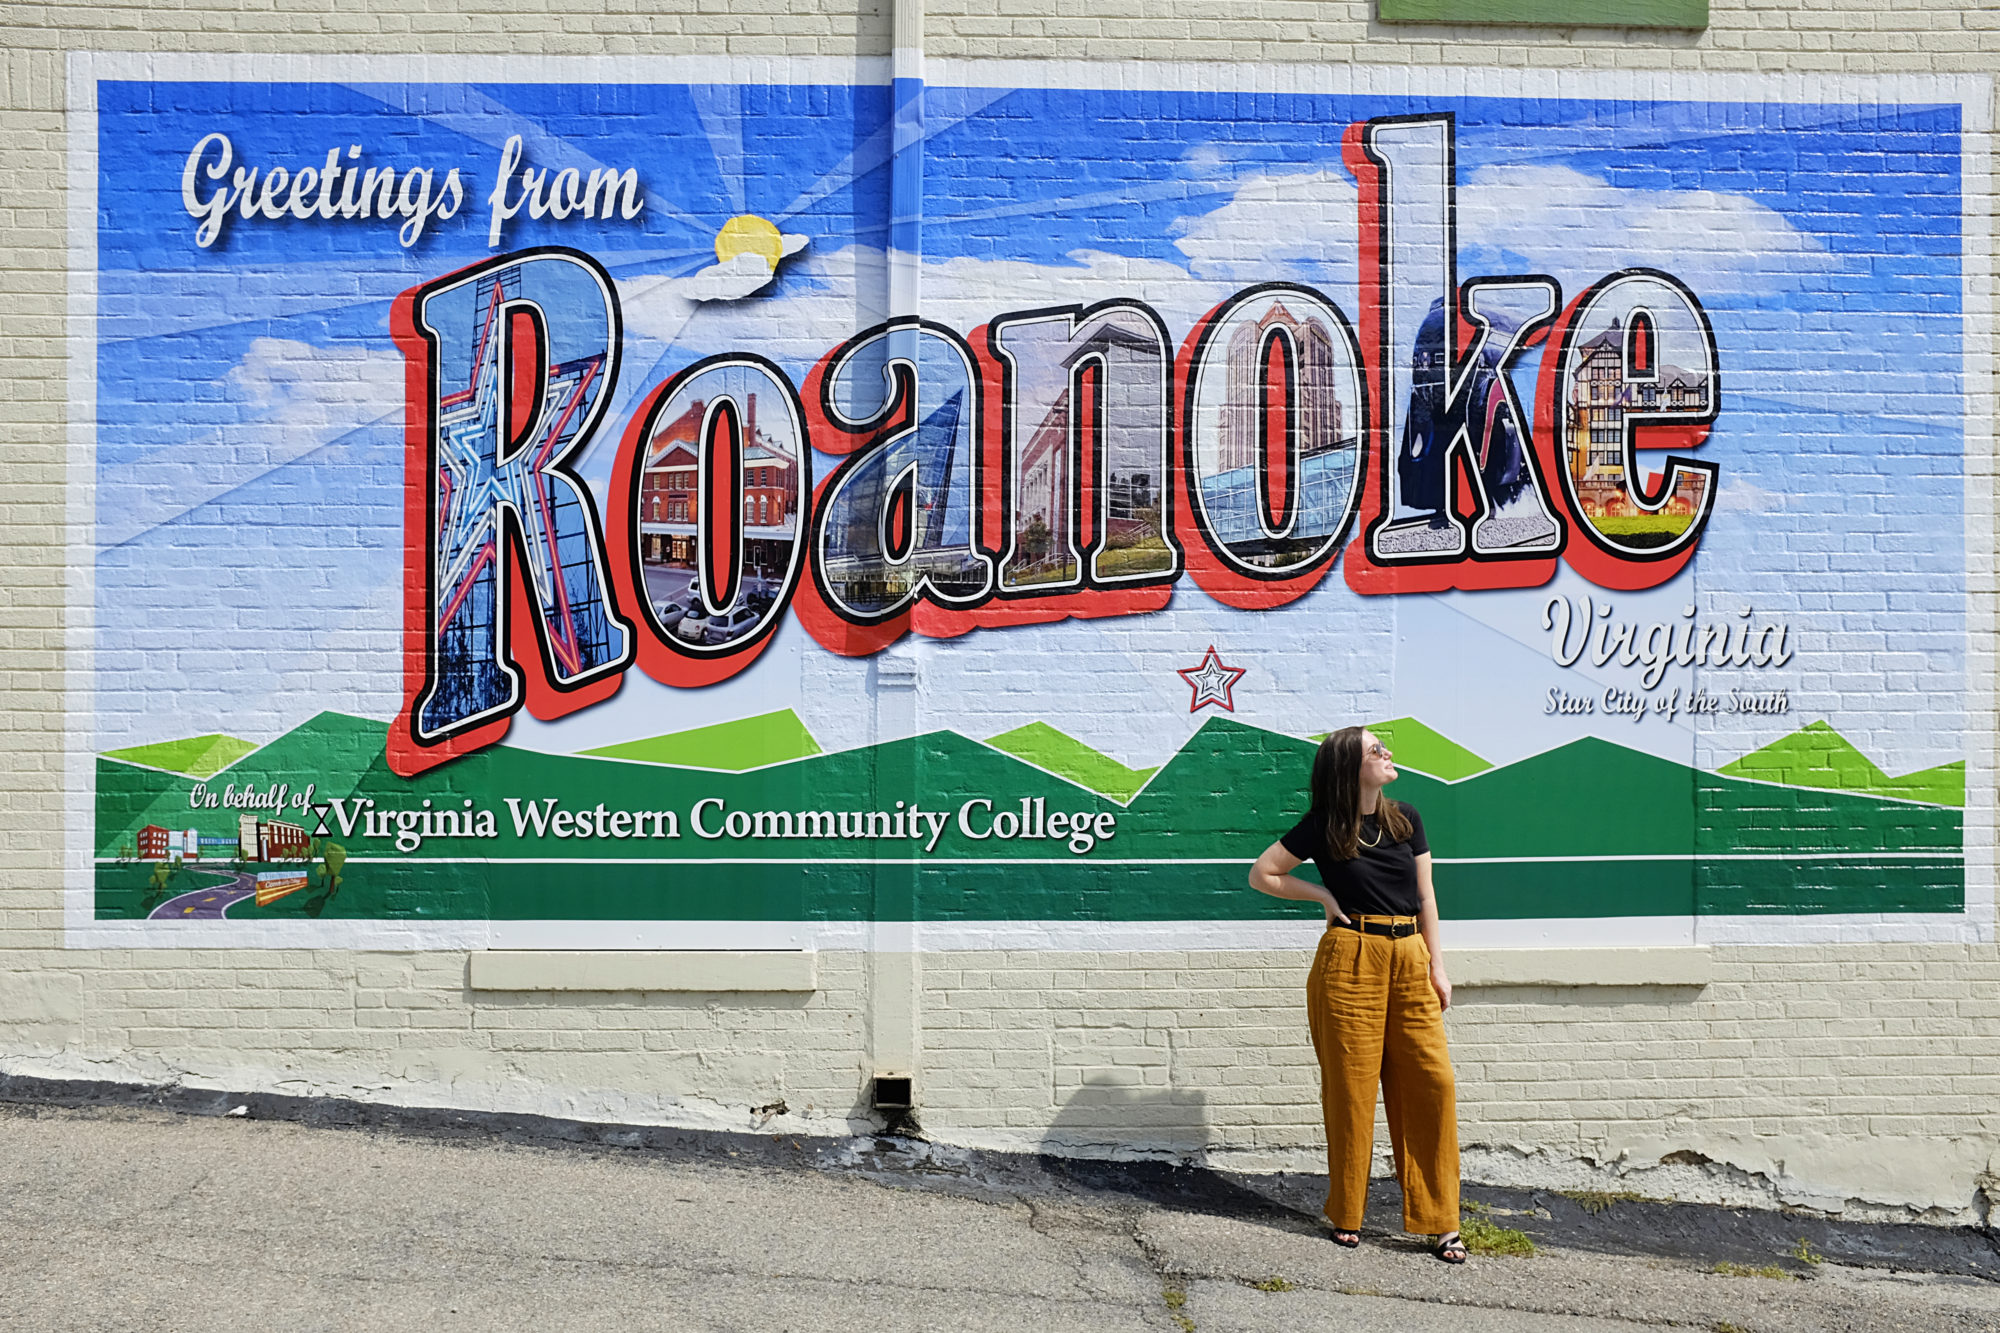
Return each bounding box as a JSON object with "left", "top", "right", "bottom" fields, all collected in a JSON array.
[{"left": 1306, "top": 918, "right": 1460, "bottom": 1235}]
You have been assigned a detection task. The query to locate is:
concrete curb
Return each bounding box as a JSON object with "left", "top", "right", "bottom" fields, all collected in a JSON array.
[{"left": 4, "top": 1071, "right": 1994, "bottom": 1282}]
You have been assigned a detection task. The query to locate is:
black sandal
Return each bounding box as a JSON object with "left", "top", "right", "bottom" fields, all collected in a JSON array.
[
  {"left": 1433, "top": 1231, "right": 1466, "bottom": 1264},
  {"left": 1329, "top": 1229, "right": 1360, "bottom": 1248}
]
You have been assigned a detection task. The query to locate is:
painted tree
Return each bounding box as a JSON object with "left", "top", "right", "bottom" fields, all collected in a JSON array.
[{"left": 1023, "top": 515, "right": 1052, "bottom": 567}]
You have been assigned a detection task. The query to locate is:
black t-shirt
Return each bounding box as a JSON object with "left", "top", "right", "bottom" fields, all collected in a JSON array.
[{"left": 1280, "top": 802, "right": 1430, "bottom": 918}]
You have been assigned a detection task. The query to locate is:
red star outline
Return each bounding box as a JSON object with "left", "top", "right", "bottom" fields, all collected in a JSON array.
[{"left": 1178, "top": 645, "right": 1247, "bottom": 714}]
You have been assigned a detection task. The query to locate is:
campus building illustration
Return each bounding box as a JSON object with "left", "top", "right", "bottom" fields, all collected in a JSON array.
[{"left": 135, "top": 815, "right": 308, "bottom": 863}]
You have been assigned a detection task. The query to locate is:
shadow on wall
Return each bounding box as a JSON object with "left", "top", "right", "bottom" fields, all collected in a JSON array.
[
  {"left": 1038, "top": 1081, "right": 1317, "bottom": 1228},
  {"left": 1043, "top": 1074, "right": 1211, "bottom": 1159}
]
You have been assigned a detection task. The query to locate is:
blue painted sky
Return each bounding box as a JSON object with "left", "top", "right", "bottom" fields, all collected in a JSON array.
[{"left": 89, "top": 79, "right": 1969, "bottom": 767}]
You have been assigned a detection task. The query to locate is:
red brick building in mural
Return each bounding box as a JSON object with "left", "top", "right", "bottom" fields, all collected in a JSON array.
[{"left": 639, "top": 394, "right": 800, "bottom": 571}]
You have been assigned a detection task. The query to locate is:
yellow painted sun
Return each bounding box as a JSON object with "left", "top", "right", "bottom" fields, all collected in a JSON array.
[{"left": 715, "top": 214, "right": 785, "bottom": 270}]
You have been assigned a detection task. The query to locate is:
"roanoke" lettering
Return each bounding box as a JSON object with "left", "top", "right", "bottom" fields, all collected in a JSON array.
[{"left": 387, "top": 112, "right": 1723, "bottom": 777}]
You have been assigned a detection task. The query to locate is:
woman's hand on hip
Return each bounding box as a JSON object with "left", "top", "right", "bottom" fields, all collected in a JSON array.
[
  {"left": 1429, "top": 962, "right": 1453, "bottom": 1012},
  {"left": 1322, "top": 894, "right": 1351, "bottom": 926}
]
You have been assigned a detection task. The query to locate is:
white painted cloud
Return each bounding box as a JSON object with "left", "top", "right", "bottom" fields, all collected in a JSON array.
[
  {"left": 917, "top": 246, "right": 1232, "bottom": 334},
  {"left": 1181, "top": 143, "right": 1229, "bottom": 175},
  {"left": 1169, "top": 168, "right": 1360, "bottom": 289},
  {"left": 1714, "top": 475, "right": 1790, "bottom": 514},
  {"left": 679, "top": 250, "right": 786, "bottom": 303},
  {"left": 609, "top": 233, "right": 817, "bottom": 372},
  {"left": 1457, "top": 164, "right": 1838, "bottom": 295},
  {"left": 1165, "top": 160, "right": 1837, "bottom": 301},
  {"left": 222, "top": 335, "right": 399, "bottom": 415},
  {"left": 615, "top": 241, "right": 1235, "bottom": 388},
  {"left": 99, "top": 337, "right": 402, "bottom": 548},
  {"left": 677, "top": 231, "right": 813, "bottom": 303}
]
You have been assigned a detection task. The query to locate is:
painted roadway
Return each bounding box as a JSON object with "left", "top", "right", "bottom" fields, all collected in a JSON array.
[{"left": 147, "top": 869, "right": 256, "bottom": 920}]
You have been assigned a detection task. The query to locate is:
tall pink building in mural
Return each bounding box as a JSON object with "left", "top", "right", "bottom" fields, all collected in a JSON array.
[
  {"left": 1016, "top": 404, "right": 1069, "bottom": 577},
  {"left": 1218, "top": 302, "right": 1343, "bottom": 474}
]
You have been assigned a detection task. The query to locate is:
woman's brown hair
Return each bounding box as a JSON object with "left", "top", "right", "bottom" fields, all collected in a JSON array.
[{"left": 1312, "top": 726, "right": 1413, "bottom": 859}]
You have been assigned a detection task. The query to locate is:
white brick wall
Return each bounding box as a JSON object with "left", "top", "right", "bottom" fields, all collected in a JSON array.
[
  {"left": 918, "top": 945, "right": 2000, "bottom": 1221},
  {"left": 3, "top": 0, "right": 1997, "bottom": 1225}
]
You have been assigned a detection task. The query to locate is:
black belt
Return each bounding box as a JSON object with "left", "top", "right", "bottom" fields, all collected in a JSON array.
[{"left": 1333, "top": 918, "right": 1418, "bottom": 939}]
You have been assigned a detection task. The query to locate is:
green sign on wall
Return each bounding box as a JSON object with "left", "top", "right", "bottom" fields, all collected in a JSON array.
[{"left": 1379, "top": 0, "right": 1706, "bottom": 28}]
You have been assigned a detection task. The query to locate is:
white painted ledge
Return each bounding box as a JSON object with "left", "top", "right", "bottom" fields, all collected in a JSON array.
[
  {"left": 1450, "top": 946, "right": 1711, "bottom": 988},
  {"left": 468, "top": 950, "right": 817, "bottom": 993}
]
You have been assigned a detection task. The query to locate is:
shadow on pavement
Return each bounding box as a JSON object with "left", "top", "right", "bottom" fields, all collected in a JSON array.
[{"left": 4, "top": 1072, "right": 1994, "bottom": 1281}]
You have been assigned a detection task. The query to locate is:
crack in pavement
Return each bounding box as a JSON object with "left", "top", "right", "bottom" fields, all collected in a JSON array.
[{"left": 3, "top": 1084, "right": 1995, "bottom": 1333}]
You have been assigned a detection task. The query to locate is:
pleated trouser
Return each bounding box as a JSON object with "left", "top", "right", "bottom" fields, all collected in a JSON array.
[{"left": 1306, "top": 918, "right": 1460, "bottom": 1235}]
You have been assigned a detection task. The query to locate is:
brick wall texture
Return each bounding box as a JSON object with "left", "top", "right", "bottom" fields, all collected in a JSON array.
[{"left": 4, "top": 0, "right": 1998, "bottom": 1226}]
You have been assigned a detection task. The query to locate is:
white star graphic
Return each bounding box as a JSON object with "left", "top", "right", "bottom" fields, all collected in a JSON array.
[{"left": 1178, "top": 645, "right": 1247, "bottom": 714}]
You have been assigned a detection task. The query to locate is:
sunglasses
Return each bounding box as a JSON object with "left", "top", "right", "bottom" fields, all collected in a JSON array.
[{"left": 1366, "top": 742, "right": 1391, "bottom": 759}]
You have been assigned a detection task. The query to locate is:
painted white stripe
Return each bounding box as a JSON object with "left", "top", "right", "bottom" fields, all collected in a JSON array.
[
  {"left": 1442, "top": 853, "right": 1962, "bottom": 865},
  {"left": 63, "top": 911, "right": 1988, "bottom": 954},
  {"left": 93, "top": 851, "right": 1967, "bottom": 868}
]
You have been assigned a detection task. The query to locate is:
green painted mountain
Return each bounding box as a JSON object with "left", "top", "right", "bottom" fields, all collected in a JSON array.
[
  {"left": 102, "top": 733, "right": 259, "bottom": 779},
  {"left": 983, "top": 722, "right": 1157, "bottom": 802},
  {"left": 1365, "top": 718, "right": 1492, "bottom": 781},
  {"left": 1718, "top": 721, "right": 1963, "bottom": 807},
  {"left": 97, "top": 712, "right": 387, "bottom": 859},
  {"left": 94, "top": 713, "right": 1961, "bottom": 924},
  {"left": 581, "top": 709, "right": 822, "bottom": 771}
]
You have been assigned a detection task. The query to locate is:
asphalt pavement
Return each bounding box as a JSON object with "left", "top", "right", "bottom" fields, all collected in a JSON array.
[{"left": 0, "top": 1086, "right": 1995, "bottom": 1333}]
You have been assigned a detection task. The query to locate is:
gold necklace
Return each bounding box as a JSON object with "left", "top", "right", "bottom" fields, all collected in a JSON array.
[{"left": 1358, "top": 817, "right": 1381, "bottom": 849}]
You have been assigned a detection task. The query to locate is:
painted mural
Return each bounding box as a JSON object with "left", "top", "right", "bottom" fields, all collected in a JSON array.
[{"left": 73, "top": 62, "right": 1980, "bottom": 946}]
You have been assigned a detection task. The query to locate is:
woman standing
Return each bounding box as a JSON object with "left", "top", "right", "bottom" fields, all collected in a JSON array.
[{"left": 1247, "top": 726, "right": 1464, "bottom": 1263}]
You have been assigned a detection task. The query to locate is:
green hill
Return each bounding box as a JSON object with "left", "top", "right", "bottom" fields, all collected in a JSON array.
[
  {"left": 96, "top": 711, "right": 387, "bottom": 859},
  {"left": 94, "top": 711, "right": 1962, "bottom": 925},
  {"left": 1719, "top": 721, "right": 1963, "bottom": 807},
  {"left": 1408, "top": 732, "right": 1957, "bottom": 918},
  {"left": 1366, "top": 717, "right": 1492, "bottom": 781},
  {"left": 1307, "top": 718, "right": 1492, "bottom": 781},
  {"left": 1412, "top": 734, "right": 1694, "bottom": 857},
  {"left": 102, "top": 733, "right": 259, "bottom": 778},
  {"left": 581, "top": 709, "right": 822, "bottom": 771},
  {"left": 983, "top": 722, "right": 1158, "bottom": 802}
]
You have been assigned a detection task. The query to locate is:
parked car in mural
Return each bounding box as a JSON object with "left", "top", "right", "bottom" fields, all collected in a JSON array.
[
  {"left": 650, "top": 598, "right": 691, "bottom": 632},
  {"left": 675, "top": 603, "right": 762, "bottom": 645},
  {"left": 1399, "top": 297, "right": 1531, "bottom": 522}
]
